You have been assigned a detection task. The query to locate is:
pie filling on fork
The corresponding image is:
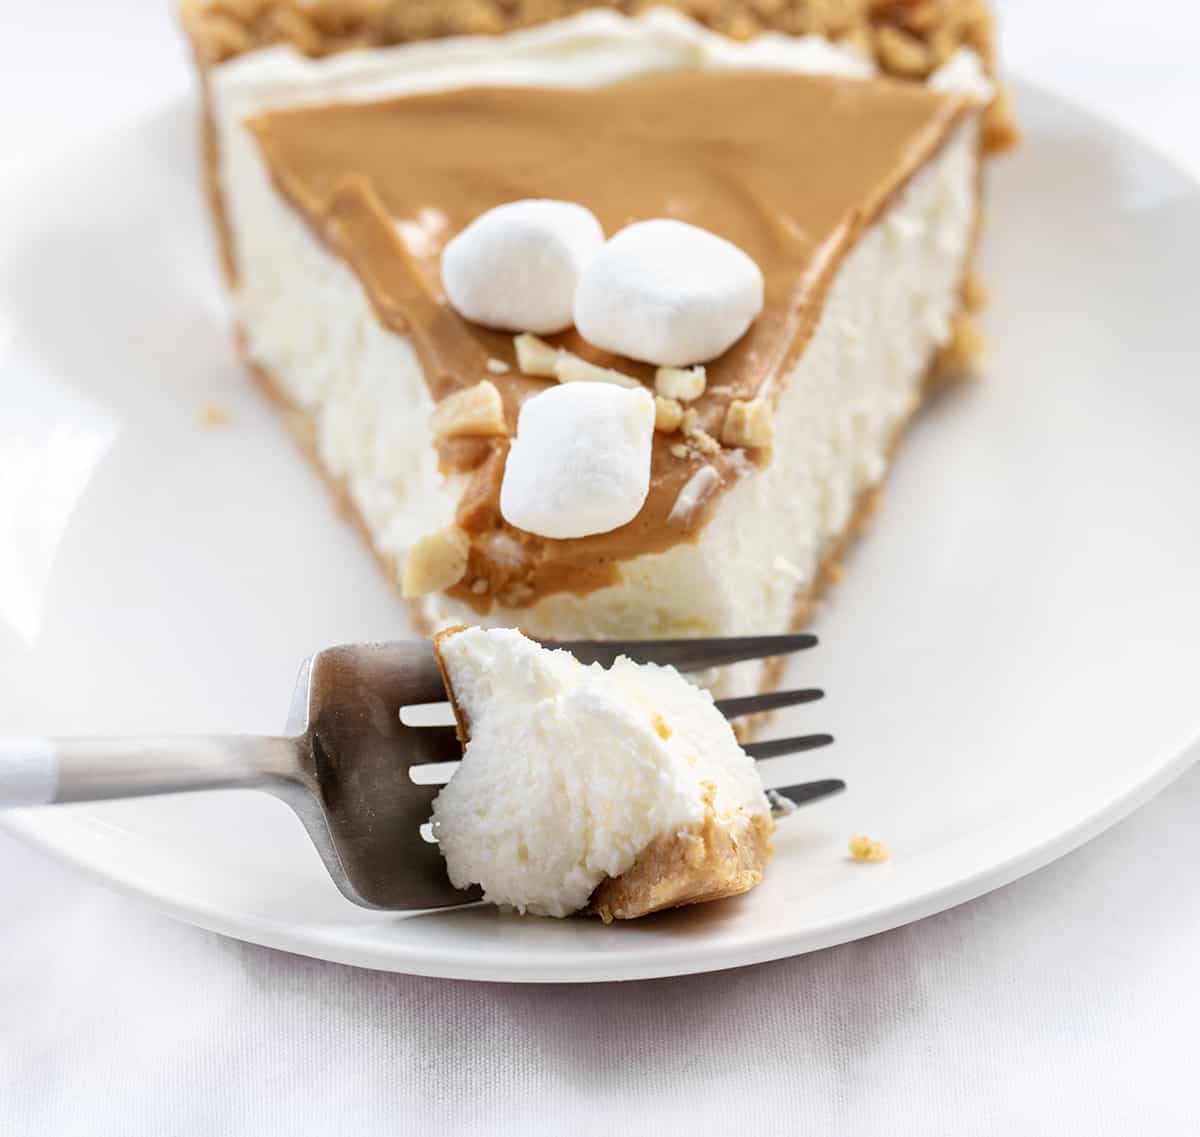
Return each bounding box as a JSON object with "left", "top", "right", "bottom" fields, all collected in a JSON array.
[{"left": 432, "top": 626, "right": 776, "bottom": 920}]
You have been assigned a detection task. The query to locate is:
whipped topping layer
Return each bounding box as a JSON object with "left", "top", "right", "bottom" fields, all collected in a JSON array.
[{"left": 212, "top": 7, "right": 874, "bottom": 108}]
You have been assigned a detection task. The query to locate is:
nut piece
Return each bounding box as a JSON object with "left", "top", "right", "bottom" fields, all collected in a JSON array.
[
  {"left": 654, "top": 396, "right": 684, "bottom": 433},
  {"left": 655, "top": 365, "right": 707, "bottom": 402},
  {"left": 514, "top": 333, "right": 560, "bottom": 377},
  {"left": 721, "top": 398, "right": 774, "bottom": 448},
  {"left": 431, "top": 380, "right": 507, "bottom": 439},
  {"left": 554, "top": 353, "right": 641, "bottom": 390},
  {"left": 848, "top": 834, "right": 890, "bottom": 864},
  {"left": 875, "top": 25, "right": 931, "bottom": 77},
  {"left": 401, "top": 527, "right": 471, "bottom": 597},
  {"left": 680, "top": 408, "right": 723, "bottom": 458},
  {"left": 485, "top": 357, "right": 510, "bottom": 375},
  {"left": 668, "top": 464, "right": 721, "bottom": 525},
  {"left": 196, "top": 402, "right": 229, "bottom": 427}
]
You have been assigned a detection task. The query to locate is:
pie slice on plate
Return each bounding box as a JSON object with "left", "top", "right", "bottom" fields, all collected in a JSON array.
[{"left": 181, "top": 2, "right": 1015, "bottom": 698}]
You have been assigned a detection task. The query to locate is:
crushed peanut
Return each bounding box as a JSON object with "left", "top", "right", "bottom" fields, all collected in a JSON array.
[
  {"left": 654, "top": 396, "right": 684, "bottom": 433},
  {"left": 963, "top": 267, "right": 989, "bottom": 311},
  {"left": 401, "top": 527, "right": 471, "bottom": 597},
  {"left": 182, "top": 1, "right": 1015, "bottom": 155},
  {"left": 431, "top": 380, "right": 507, "bottom": 439},
  {"left": 513, "top": 333, "right": 560, "bottom": 378},
  {"left": 485, "top": 357, "right": 510, "bottom": 375},
  {"left": 655, "top": 365, "right": 707, "bottom": 402},
  {"left": 934, "top": 313, "right": 987, "bottom": 375},
  {"left": 721, "top": 398, "right": 774, "bottom": 448},
  {"left": 554, "top": 353, "right": 641, "bottom": 389},
  {"left": 669, "top": 442, "right": 691, "bottom": 460},
  {"left": 196, "top": 402, "right": 229, "bottom": 427},
  {"left": 679, "top": 409, "right": 723, "bottom": 457},
  {"left": 875, "top": 25, "right": 931, "bottom": 77},
  {"left": 848, "top": 834, "right": 890, "bottom": 864},
  {"left": 668, "top": 464, "right": 721, "bottom": 525}
]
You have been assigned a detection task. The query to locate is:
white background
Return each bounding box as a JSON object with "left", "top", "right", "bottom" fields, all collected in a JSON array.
[{"left": 2, "top": 3, "right": 1199, "bottom": 1133}]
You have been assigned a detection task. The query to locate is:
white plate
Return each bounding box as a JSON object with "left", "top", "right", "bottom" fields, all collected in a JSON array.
[{"left": 2, "top": 80, "right": 1198, "bottom": 982}]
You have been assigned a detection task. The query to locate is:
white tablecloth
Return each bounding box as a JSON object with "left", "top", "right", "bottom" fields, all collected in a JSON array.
[{"left": 3, "top": 4, "right": 1199, "bottom": 1133}]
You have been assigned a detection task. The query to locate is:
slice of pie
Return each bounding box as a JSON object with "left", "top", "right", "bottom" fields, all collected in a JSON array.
[{"left": 181, "top": 2, "right": 1015, "bottom": 698}]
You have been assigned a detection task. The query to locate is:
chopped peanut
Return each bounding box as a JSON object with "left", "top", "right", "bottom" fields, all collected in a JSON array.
[{"left": 431, "top": 380, "right": 507, "bottom": 439}]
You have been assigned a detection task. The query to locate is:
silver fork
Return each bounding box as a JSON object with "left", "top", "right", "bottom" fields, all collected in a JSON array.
[{"left": 0, "top": 634, "right": 841, "bottom": 910}]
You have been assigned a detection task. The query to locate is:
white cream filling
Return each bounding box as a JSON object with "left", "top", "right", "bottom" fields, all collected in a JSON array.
[
  {"left": 209, "top": 10, "right": 980, "bottom": 696},
  {"left": 431, "top": 627, "right": 767, "bottom": 917}
]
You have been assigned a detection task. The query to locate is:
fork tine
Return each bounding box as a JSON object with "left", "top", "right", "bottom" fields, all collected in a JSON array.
[
  {"left": 715, "top": 688, "right": 824, "bottom": 719},
  {"left": 744, "top": 733, "right": 835, "bottom": 760},
  {"left": 545, "top": 632, "right": 818, "bottom": 671},
  {"left": 768, "top": 779, "right": 846, "bottom": 814}
]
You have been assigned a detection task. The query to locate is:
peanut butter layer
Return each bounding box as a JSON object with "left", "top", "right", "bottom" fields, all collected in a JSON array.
[{"left": 248, "top": 70, "right": 971, "bottom": 610}]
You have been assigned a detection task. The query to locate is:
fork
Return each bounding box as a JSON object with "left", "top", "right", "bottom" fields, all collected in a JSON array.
[{"left": 0, "top": 634, "right": 841, "bottom": 911}]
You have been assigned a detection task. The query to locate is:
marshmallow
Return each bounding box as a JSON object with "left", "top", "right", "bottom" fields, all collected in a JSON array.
[
  {"left": 500, "top": 383, "right": 655, "bottom": 539},
  {"left": 574, "top": 219, "right": 764, "bottom": 366},
  {"left": 441, "top": 200, "right": 604, "bottom": 334}
]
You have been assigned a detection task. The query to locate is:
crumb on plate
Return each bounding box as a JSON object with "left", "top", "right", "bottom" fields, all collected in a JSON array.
[
  {"left": 197, "top": 402, "right": 229, "bottom": 427},
  {"left": 848, "top": 834, "right": 890, "bottom": 864}
]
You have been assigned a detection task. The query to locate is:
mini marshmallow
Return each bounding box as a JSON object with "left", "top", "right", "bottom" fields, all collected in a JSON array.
[
  {"left": 574, "top": 219, "right": 764, "bottom": 366},
  {"left": 500, "top": 383, "right": 655, "bottom": 539},
  {"left": 442, "top": 200, "right": 604, "bottom": 334}
]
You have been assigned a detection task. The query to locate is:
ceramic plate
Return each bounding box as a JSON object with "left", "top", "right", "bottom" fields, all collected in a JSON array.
[{"left": 2, "top": 80, "right": 1198, "bottom": 981}]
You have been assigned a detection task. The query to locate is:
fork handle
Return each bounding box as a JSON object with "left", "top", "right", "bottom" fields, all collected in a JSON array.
[{"left": 0, "top": 735, "right": 300, "bottom": 808}]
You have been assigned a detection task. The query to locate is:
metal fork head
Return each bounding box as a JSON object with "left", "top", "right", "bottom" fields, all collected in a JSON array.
[
  {"left": 280, "top": 641, "right": 477, "bottom": 911},
  {"left": 276, "top": 634, "right": 836, "bottom": 912}
]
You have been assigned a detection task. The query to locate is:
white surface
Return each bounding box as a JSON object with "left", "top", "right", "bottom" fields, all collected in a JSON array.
[
  {"left": 574, "top": 218, "right": 765, "bottom": 365},
  {"left": 500, "top": 384, "right": 655, "bottom": 538},
  {"left": 433, "top": 629, "right": 767, "bottom": 915},
  {"left": 1, "top": 0, "right": 1199, "bottom": 1132}
]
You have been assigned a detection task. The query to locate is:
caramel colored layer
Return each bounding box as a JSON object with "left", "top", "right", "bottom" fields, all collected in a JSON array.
[{"left": 248, "top": 70, "right": 971, "bottom": 610}]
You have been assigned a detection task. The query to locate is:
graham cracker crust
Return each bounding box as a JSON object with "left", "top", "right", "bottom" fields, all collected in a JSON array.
[
  {"left": 589, "top": 803, "right": 775, "bottom": 922},
  {"left": 180, "top": 0, "right": 1017, "bottom": 153}
]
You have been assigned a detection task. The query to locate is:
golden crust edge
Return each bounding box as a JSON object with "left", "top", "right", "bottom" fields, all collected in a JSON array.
[{"left": 178, "top": 0, "right": 1017, "bottom": 152}]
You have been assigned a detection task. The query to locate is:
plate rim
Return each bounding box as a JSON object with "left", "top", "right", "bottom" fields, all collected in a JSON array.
[{"left": 4, "top": 727, "right": 1198, "bottom": 982}]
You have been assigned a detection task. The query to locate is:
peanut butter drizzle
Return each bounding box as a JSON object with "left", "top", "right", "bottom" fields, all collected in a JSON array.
[{"left": 248, "top": 70, "right": 970, "bottom": 611}]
